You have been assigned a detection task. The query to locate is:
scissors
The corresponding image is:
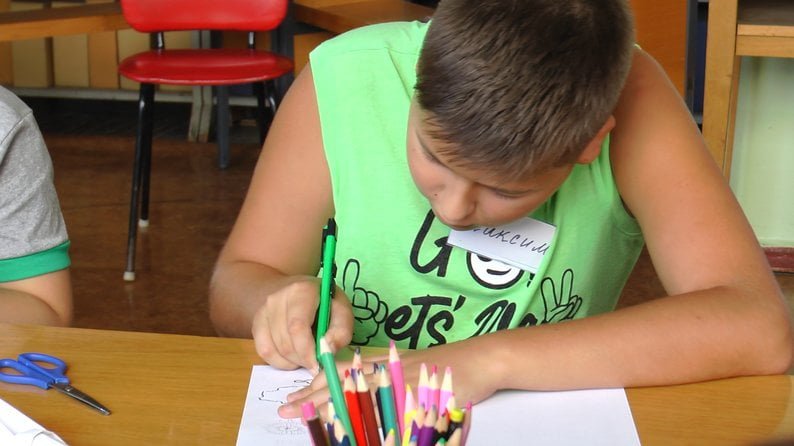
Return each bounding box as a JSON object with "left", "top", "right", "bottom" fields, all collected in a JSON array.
[{"left": 0, "top": 352, "right": 111, "bottom": 416}]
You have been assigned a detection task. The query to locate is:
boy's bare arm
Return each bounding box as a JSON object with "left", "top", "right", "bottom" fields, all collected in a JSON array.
[
  {"left": 0, "top": 269, "right": 72, "bottom": 326},
  {"left": 209, "top": 66, "right": 352, "bottom": 369},
  {"left": 468, "top": 49, "right": 794, "bottom": 393},
  {"left": 277, "top": 50, "right": 794, "bottom": 419}
]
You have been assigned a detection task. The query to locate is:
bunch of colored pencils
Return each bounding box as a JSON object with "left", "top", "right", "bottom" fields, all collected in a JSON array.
[{"left": 304, "top": 337, "right": 472, "bottom": 446}]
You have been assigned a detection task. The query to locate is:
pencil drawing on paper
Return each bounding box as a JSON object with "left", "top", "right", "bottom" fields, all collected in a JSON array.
[
  {"left": 257, "top": 379, "right": 312, "bottom": 404},
  {"left": 265, "top": 418, "right": 306, "bottom": 436}
]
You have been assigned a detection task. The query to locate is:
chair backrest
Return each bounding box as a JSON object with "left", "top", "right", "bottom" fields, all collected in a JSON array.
[{"left": 119, "top": 0, "right": 288, "bottom": 33}]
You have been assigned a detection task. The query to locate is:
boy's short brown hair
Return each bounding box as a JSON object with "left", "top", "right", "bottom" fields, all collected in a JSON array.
[{"left": 415, "top": 0, "right": 635, "bottom": 180}]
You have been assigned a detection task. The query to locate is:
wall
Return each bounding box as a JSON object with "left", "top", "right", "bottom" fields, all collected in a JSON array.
[{"left": 731, "top": 57, "right": 794, "bottom": 248}]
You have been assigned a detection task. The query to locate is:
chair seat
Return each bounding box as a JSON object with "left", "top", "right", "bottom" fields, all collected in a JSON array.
[{"left": 118, "top": 48, "right": 293, "bottom": 85}]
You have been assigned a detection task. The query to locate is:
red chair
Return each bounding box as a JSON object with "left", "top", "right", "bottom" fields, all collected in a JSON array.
[{"left": 118, "top": 0, "right": 293, "bottom": 281}]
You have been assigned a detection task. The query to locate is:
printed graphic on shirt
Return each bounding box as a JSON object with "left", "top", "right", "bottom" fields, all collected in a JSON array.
[
  {"left": 466, "top": 253, "right": 524, "bottom": 289},
  {"left": 346, "top": 210, "right": 583, "bottom": 348},
  {"left": 343, "top": 259, "right": 389, "bottom": 345}
]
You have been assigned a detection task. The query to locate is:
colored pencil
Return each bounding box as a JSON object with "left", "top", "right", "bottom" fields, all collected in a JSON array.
[
  {"left": 355, "top": 367, "right": 382, "bottom": 446},
  {"left": 461, "top": 402, "right": 472, "bottom": 446},
  {"left": 378, "top": 364, "right": 401, "bottom": 445},
  {"left": 334, "top": 416, "right": 352, "bottom": 446},
  {"left": 428, "top": 366, "right": 440, "bottom": 411},
  {"left": 445, "top": 429, "right": 461, "bottom": 446},
  {"left": 306, "top": 413, "right": 330, "bottom": 446},
  {"left": 446, "top": 408, "right": 463, "bottom": 439},
  {"left": 416, "top": 405, "right": 437, "bottom": 446},
  {"left": 417, "top": 363, "right": 429, "bottom": 409},
  {"left": 319, "top": 337, "right": 357, "bottom": 446},
  {"left": 344, "top": 370, "right": 367, "bottom": 446},
  {"left": 316, "top": 219, "right": 337, "bottom": 359},
  {"left": 383, "top": 429, "right": 396, "bottom": 446},
  {"left": 402, "top": 383, "right": 416, "bottom": 436},
  {"left": 388, "top": 340, "right": 406, "bottom": 436},
  {"left": 443, "top": 395, "right": 456, "bottom": 418},
  {"left": 352, "top": 346, "right": 363, "bottom": 371},
  {"left": 438, "top": 367, "right": 453, "bottom": 416},
  {"left": 432, "top": 406, "right": 449, "bottom": 445}
]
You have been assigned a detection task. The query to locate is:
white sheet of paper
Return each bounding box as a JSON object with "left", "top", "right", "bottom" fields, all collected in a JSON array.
[
  {"left": 466, "top": 388, "right": 640, "bottom": 445},
  {"left": 0, "top": 397, "right": 68, "bottom": 446},
  {"left": 235, "top": 366, "right": 313, "bottom": 446},
  {"left": 237, "top": 366, "right": 640, "bottom": 446}
]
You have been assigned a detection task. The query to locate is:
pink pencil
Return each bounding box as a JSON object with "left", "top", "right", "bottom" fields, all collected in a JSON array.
[
  {"left": 417, "top": 363, "right": 429, "bottom": 409},
  {"left": 462, "top": 401, "right": 472, "bottom": 445},
  {"left": 428, "top": 365, "right": 440, "bottom": 410},
  {"left": 438, "top": 367, "right": 454, "bottom": 416},
  {"left": 302, "top": 401, "right": 317, "bottom": 420},
  {"left": 388, "top": 340, "right": 407, "bottom": 435}
]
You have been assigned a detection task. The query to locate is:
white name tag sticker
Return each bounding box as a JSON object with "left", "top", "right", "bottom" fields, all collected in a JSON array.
[{"left": 447, "top": 217, "right": 556, "bottom": 273}]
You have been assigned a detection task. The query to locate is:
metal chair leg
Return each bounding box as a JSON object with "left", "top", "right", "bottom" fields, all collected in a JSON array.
[
  {"left": 253, "top": 81, "right": 267, "bottom": 145},
  {"left": 124, "top": 83, "right": 155, "bottom": 282},
  {"left": 216, "top": 85, "right": 230, "bottom": 169}
]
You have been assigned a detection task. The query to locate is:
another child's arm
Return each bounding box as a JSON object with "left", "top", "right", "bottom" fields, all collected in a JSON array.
[
  {"left": 0, "top": 270, "right": 72, "bottom": 326},
  {"left": 209, "top": 66, "right": 354, "bottom": 371},
  {"left": 278, "top": 48, "right": 793, "bottom": 418}
]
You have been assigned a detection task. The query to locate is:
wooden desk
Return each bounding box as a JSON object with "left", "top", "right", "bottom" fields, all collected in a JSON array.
[
  {"left": 0, "top": 2, "right": 127, "bottom": 42},
  {"left": 1, "top": 323, "right": 793, "bottom": 445}
]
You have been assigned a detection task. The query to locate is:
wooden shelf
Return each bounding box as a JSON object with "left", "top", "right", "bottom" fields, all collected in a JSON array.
[
  {"left": 293, "top": 0, "right": 433, "bottom": 35},
  {"left": 737, "top": 0, "right": 794, "bottom": 57},
  {"left": 0, "top": 2, "right": 127, "bottom": 42}
]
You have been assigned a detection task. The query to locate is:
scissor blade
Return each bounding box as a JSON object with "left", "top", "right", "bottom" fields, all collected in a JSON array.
[{"left": 51, "top": 383, "right": 112, "bottom": 416}]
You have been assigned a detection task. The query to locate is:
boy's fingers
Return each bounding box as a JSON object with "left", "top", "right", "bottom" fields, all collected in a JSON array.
[
  {"left": 325, "top": 298, "right": 354, "bottom": 350},
  {"left": 279, "top": 386, "right": 331, "bottom": 419},
  {"left": 290, "top": 328, "right": 319, "bottom": 371}
]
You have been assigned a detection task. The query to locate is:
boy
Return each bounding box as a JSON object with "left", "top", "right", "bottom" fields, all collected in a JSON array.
[
  {"left": 0, "top": 86, "right": 72, "bottom": 326},
  {"left": 209, "top": 0, "right": 793, "bottom": 417}
]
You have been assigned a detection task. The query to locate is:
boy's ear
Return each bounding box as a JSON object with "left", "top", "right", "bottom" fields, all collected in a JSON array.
[{"left": 576, "top": 115, "right": 616, "bottom": 164}]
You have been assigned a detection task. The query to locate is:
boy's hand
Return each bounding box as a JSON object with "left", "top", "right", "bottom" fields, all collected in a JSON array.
[
  {"left": 251, "top": 277, "right": 353, "bottom": 372},
  {"left": 277, "top": 338, "right": 499, "bottom": 419}
]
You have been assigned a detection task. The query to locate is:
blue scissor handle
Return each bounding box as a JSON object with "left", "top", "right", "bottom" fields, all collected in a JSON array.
[{"left": 0, "top": 352, "right": 69, "bottom": 389}]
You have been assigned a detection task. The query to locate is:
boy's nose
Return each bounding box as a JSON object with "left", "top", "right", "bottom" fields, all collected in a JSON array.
[{"left": 434, "top": 186, "right": 475, "bottom": 229}]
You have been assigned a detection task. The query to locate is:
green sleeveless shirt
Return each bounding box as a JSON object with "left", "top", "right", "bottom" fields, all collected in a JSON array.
[{"left": 310, "top": 21, "right": 644, "bottom": 350}]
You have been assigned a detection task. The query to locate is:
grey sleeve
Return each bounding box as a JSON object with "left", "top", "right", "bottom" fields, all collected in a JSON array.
[{"left": 0, "top": 91, "right": 69, "bottom": 260}]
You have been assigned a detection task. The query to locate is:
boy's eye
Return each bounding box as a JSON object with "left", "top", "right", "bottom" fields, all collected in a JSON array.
[{"left": 491, "top": 189, "right": 523, "bottom": 199}]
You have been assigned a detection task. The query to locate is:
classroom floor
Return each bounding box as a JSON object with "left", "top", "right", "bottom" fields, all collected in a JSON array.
[{"left": 24, "top": 97, "right": 794, "bottom": 346}]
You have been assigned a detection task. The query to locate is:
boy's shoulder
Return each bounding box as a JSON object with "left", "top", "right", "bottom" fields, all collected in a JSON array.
[{"left": 314, "top": 20, "right": 429, "bottom": 57}]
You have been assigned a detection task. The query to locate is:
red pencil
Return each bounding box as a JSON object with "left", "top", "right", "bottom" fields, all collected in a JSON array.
[
  {"left": 356, "top": 368, "right": 382, "bottom": 446},
  {"left": 345, "top": 370, "right": 367, "bottom": 446}
]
